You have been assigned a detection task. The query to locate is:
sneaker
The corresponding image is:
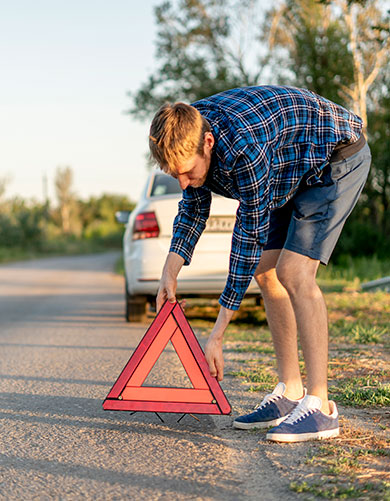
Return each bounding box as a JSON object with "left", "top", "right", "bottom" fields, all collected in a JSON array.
[
  {"left": 266, "top": 395, "right": 340, "bottom": 443},
  {"left": 233, "top": 382, "right": 305, "bottom": 430}
]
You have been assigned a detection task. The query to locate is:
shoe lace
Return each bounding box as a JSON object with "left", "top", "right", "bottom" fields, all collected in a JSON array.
[
  {"left": 254, "top": 393, "right": 281, "bottom": 410},
  {"left": 284, "top": 405, "right": 316, "bottom": 424}
]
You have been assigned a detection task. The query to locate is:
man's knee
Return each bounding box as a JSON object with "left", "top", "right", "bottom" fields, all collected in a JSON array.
[
  {"left": 275, "top": 251, "right": 319, "bottom": 297},
  {"left": 254, "top": 249, "right": 282, "bottom": 292},
  {"left": 254, "top": 268, "right": 279, "bottom": 291},
  {"left": 275, "top": 264, "right": 298, "bottom": 294}
]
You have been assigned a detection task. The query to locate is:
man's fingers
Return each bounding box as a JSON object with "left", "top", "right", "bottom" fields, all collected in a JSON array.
[
  {"left": 156, "top": 288, "right": 178, "bottom": 313},
  {"left": 216, "top": 360, "right": 224, "bottom": 381},
  {"left": 205, "top": 338, "right": 224, "bottom": 380},
  {"left": 156, "top": 291, "right": 166, "bottom": 313},
  {"left": 167, "top": 288, "right": 176, "bottom": 304},
  {"left": 207, "top": 357, "right": 217, "bottom": 378},
  {"left": 208, "top": 358, "right": 223, "bottom": 380}
]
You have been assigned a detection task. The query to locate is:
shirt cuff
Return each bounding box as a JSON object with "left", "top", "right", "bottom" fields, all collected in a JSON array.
[
  {"left": 169, "top": 239, "right": 194, "bottom": 266},
  {"left": 219, "top": 287, "right": 241, "bottom": 311}
]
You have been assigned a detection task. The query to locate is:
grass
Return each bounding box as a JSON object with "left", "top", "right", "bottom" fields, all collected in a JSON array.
[
  {"left": 290, "top": 481, "right": 365, "bottom": 498},
  {"left": 329, "top": 377, "right": 390, "bottom": 407},
  {"left": 224, "top": 327, "right": 271, "bottom": 343},
  {"left": 317, "top": 255, "right": 390, "bottom": 291},
  {"left": 330, "top": 320, "right": 388, "bottom": 344},
  {"left": 226, "top": 344, "right": 275, "bottom": 354},
  {"left": 290, "top": 425, "right": 390, "bottom": 499},
  {"left": 228, "top": 368, "right": 277, "bottom": 392},
  {"left": 289, "top": 480, "right": 390, "bottom": 499}
]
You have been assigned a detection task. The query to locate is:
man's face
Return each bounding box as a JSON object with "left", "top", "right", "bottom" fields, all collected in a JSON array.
[
  {"left": 172, "top": 132, "right": 214, "bottom": 190},
  {"left": 174, "top": 154, "right": 209, "bottom": 190}
]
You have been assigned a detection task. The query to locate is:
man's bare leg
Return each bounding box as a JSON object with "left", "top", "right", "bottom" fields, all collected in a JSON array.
[
  {"left": 254, "top": 250, "right": 304, "bottom": 401},
  {"left": 276, "top": 249, "right": 330, "bottom": 415}
]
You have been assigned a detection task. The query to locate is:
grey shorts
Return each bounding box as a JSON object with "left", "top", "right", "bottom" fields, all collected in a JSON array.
[{"left": 264, "top": 142, "right": 371, "bottom": 264}]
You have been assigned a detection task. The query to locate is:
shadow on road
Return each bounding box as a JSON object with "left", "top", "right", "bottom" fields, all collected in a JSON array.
[{"left": 0, "top": 391, "right": 219, "bottom": 436}]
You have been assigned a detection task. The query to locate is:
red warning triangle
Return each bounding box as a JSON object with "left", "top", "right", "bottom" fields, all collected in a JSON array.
[{"left": 103, "top": 301, "right": 231, "bottom": 415}]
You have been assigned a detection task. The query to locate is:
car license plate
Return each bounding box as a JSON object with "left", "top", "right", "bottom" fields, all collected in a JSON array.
[{"left": 205, "top": 216, "right": 236, "bottom": 233}]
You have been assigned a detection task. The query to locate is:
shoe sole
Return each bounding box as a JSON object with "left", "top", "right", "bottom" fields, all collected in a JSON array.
[
  {"left": 266, "top": 427, "right": 340, "bottom": 443},
  {"left": 233, "top": 416, "right": 287, "bottom": 430}
]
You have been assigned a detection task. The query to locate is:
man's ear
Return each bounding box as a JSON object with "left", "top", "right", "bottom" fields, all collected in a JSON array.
[{"left": 203, "top": 132, "right": 215, "bottom": 154}]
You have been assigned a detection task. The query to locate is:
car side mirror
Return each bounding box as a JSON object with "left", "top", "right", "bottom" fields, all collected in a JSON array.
[{"left": 115, "top": 210, "right": 131, "bottom": 224}]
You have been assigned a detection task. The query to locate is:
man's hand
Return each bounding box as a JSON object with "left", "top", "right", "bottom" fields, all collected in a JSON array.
[
  {"left": 205, "top": 334, "right": 224, "bottom": 381},
  {"left": 156, "top": 273, "right": 177, "bottom": 312},
  {"left": 204, "top": 305, "right": 235, "bottom": 381},
  {"left": 156, "top": 252, "right": 185, "bottom": 312}
]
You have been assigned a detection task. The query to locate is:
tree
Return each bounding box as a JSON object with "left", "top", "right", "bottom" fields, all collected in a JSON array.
[
  {"left": 265, "top": 0, "right": 390, "bottom": 129},
  {"left": 263, "top": 0, "right": 390, "bottom": 250},
  {"left": 54, "top": 166, "right": 75, "bottom": 234},
  {"left": 0, "top": 176, "right": 10, "bottom": 203},
  {"left": 78, "top": 194, "right": 135, "bottom": 234},
  {"left": 0, "top": 197, "right": 45, "bottom": 250},
  {"left": 367, "top": 75, "right": 390, "bottom": 236},
  {"left": 336, "top": 0, "right": 390, "bottom": 129},
  {"left": 130, "top": 0, "right": 267, "bottom": 120},
  {"left": 263, "top": 0, "right": 355, "bottom": 106}
]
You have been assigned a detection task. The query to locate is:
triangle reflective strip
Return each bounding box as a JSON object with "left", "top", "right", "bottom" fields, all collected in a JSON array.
[{"left": 121, "top": 388, "right": 214, "bottom": 403}]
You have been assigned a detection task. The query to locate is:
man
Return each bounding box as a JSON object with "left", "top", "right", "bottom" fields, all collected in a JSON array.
[{"left": 149, "top": 86, "right": 371, "bottom": 443}]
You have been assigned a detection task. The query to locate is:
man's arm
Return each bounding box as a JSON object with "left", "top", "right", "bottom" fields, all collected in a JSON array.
[
  {"left": 156, "top": 252, "right": 185, "bottom": 312},
  {"left": 205, "top": 305, "right": 234, "bottom": 381}
]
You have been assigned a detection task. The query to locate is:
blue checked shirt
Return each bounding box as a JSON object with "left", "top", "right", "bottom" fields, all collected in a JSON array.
[{"left": 169, "top": 86, "right": 363, "bottom": 310}]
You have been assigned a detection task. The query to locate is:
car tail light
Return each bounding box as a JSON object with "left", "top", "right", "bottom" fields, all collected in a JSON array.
[{"left": 132, "top": 211, "right": 160, "bottom": 240}]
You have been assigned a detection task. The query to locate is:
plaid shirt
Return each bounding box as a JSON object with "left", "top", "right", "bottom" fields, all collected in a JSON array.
[{"left": 169, "top": 86, "right": 362, "bottom": 310}]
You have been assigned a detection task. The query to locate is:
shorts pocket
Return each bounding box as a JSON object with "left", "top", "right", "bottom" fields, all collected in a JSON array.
[
  {"left": 330, "top": 159, "right": 349, "bottom": 181},
  {"left": 330, "top": 145, "right": 372, "bottom": 182}
]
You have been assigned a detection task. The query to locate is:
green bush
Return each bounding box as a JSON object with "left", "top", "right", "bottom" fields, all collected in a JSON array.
[
  {"left": 320, "top": 255, "right": 390, "bottom": 283},
  {"left": 333, "top": 217, "right": 389, "bottom": 261},
  {"left": 0, "top": 200, "right": 45, "bottom": 250}
]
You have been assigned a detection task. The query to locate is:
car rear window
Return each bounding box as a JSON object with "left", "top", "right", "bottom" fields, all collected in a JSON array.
[{"left": 150, "top": 174, "right": 181, "bottom": 196}]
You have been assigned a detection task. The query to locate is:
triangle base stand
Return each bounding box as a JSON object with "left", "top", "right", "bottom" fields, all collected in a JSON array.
[{"left": 126, "top": 411, "right": 201, "bottom": 424}]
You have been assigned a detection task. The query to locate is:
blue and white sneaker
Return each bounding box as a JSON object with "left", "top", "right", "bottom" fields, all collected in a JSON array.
[
  {"left": 233, "top": 382, "right": 305, "bottom": 430},
  {"left": 266, "top": 395, "right": 340, "bottom": 442}
]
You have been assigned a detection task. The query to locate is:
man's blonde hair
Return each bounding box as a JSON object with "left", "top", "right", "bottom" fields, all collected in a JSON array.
[{"left": 149, "top": 102, "right": 211, "bottom": 174}]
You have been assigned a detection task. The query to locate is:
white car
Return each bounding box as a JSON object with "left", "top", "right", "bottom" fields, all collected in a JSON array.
[{"left": 120, "top": 170, "right": 259, "bottom": 321}]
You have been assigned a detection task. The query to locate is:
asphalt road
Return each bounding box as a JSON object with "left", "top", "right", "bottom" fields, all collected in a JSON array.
[{"left": 0, "top": 252, "right": 296, "bottom": 500}]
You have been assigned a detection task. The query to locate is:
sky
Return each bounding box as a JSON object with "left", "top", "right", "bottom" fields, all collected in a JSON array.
[{"left": 0, "top": 1, "right": 160, "bottom": 204}]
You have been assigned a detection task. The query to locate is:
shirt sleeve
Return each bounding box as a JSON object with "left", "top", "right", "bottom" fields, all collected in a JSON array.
[
  {"left": 169, "top": 186, "right": 212, "bottom": 265},
  {"left": 219, "top": 143, "right": 273, "bottom": 310}
]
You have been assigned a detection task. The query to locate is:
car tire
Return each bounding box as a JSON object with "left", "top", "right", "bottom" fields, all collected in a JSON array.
[{"left": 125, "top": 280, "right": 147, "bottom": 322}]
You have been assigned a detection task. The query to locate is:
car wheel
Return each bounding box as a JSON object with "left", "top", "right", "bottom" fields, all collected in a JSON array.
[{"left": 125, "top": 280, "right": 147, "bottom": 322}]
